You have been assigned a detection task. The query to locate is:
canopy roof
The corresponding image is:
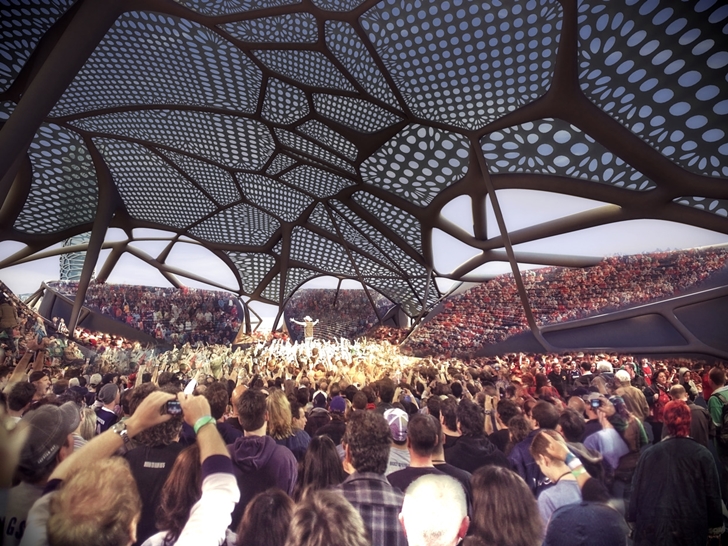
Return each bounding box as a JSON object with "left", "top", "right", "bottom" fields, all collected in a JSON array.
[{"left": 1, "top": 0, "right": 727, "bottom": 346}]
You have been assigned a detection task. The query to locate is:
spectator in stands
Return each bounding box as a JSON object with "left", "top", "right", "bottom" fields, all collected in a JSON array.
[
  {"left": 509, "top": 401, "right": 560, "bottom": 496},
  {"left": 4, "top": 402, "right": 79, "bottom": 546},
  {"left": 399, "top": 474, "right": 469, "bottom": 546},
  {"left": 628, "top": 400, "right": 722, "bottom": 546},
  {"left": 338, "top": 410, "right": 406, "bottom": 546},
  {"left": 388, "top": 414, "right": 445, "bottom": 492},
  {"left": 229, "top": 389, "right": 297, "bottom": 529},
  {"left": 445, "top": 399, "right": 508, "bottom": 473},
  {"left": 463, "top": 465, "right": 542, "bottom": 546},
  {"left": 285, "top": 490, "right": 371, "bottom": 546}
]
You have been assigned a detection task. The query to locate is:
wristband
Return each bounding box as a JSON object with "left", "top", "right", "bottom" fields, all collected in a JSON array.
[
  {"left": 193, "top": 415, "right": 216, "bottom": 435},
  {"left": 567, "top": 457, "right": 583, "bottom": 471},
  {"left": 571, "top": 466, "right": 588, "bottom": 477},
  {"left": 565, "top": 452, "right": 576, "bottom": 465}
]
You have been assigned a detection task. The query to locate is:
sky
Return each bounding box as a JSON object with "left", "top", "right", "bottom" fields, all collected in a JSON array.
[{"left": 2, "top": 188, "right": 728, "bottom": 327}]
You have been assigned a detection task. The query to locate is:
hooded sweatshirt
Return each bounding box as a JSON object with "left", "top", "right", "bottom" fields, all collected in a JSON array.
[
  {"left": 444, "top": 434, "right": 510, "bottom": 474},
  {"left": 228, "top": 435, "right": 297, "bottom": 529}
]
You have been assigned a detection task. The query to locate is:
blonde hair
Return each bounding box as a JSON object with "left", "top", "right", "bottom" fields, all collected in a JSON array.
[
  {"left": 48, "top": 458, "right": 140, "bottom": 546},
  {"left": 267, "top": 389, "right": 293, "bottom": 440},
  {"left": 78, "top": 407, "right": 97, "bottom": 442},
  {"left": 285, "top": 490, "right": 371, "bottom": 546}
]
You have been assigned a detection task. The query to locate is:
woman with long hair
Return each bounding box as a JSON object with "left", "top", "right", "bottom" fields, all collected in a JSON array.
[
  {"left": 267, "top": 389, "right": 311, "bottom": 461},
  {"left": 463, "top": 465, "right": 542, "bottom": 546},
  {"left": 293, "top": 435, "right": 346, "bottom": 501},
  {"left": 234, "top": 489, "right": 294, "bottom": 546}
]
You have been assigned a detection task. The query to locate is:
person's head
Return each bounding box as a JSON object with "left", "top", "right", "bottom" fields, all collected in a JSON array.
[
  {"left": 530, "top": 401, "right": 560, "bottom": 430},
  {"left": 558, "top": 408, "right": 585, "bottom": 443},
  {"left": 352, "top": 391, "right": 368, "bottom": 411},
  {"left": 294, "top": 435, "right": 346, "bottom": 501},
  {"left": 495, "top": 399, "right": 520, "bottom": 427},
  {"left": 47, "top": 458, "right": 141, "bottom": 546},
  {"left": 17, "top": 401, "right": 80, "bottom": 484},
  {"left": 566, "top": 395, "right": 586, "bottom": 417},
  {"left": 529, "top": 429, "right": 569, "bottom": 480},
  {"left": 709, "top": 367, "right": 726, "bottom": 389},
  {"left": 77, "top": 407, "right": 97, "bottom": 442},
  {"left": 669, "top": 384, "right": 688, "bottom": 401},
  {"left": 7, "top": 381, "right": 37, "bottom": 413},
  {"left": 203, "top": 381, "right": 230, "bottom": 420},
  {"left": 344, "top": 410, "right": 391, "bottom": 474},
  {"left": 439, "top": 397, "right": 458, "bottom": 431},
  {"left": 267, "top": 389, "right": 293, "bottom": 440},
  {"left": 236, "top": 489, "right": 295, "bottom": 546},
  {"left": 97, "top": 383, "right": 120, "bottom": 406},
  {"left": 400, "top": 474, "right": 468, "bottom": 546},
  {"left": 384, "top": 407, "right": 409, "bottom": 445},
  {"left": 407, "top": 413, "right": 440, "bottom": 457},
  {"left": 580, "top": 361, "right": 591, "bottom": 372},
  {"left": 156, "top": 444, "right": 202, "bottom": 545},
  {"left": 507, "top": 414, "right": 533, "bottom": 445},
  {"left": 663, "top": 399, "right": 691, "bottom": 438},
  {"left": 285, "top": 490, "right": 371, "bottom": 546},
  {"left": 455, "top": 398, "right": 484, "bottom": 437},
  {"left": 238, "top": 388, "right": 268, "bottom": 432},
  {"left": 425, "top": 396, "right": 441, "bottom": 420},
  {"left": 129, "top": 383, "right": 183, "bottom": 447},
  {"left": 290, "top": 399, "right": 307, "bottom": 430},
  {"left": 379, "top": 378, "right": 395, "bottom": 404},
  {"left": 652, "top": 369, "right": 667, "bottom": 387},
  {"left": 29, "top": 370, "right": 51, "bottom": 398},
  {"left": 614, "top": 369, "right": 631, "bottom": 386},
  {"left": 468, "top": 466, "right": 542, "bottom": 546}
]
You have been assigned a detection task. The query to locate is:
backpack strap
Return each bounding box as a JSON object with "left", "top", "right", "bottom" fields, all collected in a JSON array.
[{"left": 711, "top": 392, "right": 728, "bottom": 405}]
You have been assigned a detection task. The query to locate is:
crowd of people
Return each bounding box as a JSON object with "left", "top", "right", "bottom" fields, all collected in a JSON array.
[
  {"left": 48, "top": 281, "right": 243, "bottom": 346},
  {"left": 2, "top": 328, "right": 727, "bottom": 546},
  {"left": 284, "top": 289, "right": 394, "bottom": 342},
  {"left": 405, "top": 247, "right": 728, "bottom": 357}
]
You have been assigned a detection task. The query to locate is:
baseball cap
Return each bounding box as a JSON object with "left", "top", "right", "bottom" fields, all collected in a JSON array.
[
  {"left": 384, "top": 408, "right": 408, "bottom": 442},
  {"left": 98, "top": 383, "right": 119, "bottom": 404},
  {"left": 313, "top": 392, "right": 327, "bottom": 408},
  {"left": 89, "top": 373, "right": 102, "bottom": 386},
  {"left": 329, "top": 396, "right": 346, "bottom": 413},
  {"left": 19, "top": 402, "right": 80, "bottom": 469}
]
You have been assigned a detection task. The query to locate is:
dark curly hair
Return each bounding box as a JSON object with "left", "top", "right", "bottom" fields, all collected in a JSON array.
[
  {"left": 343, "top": 410, "right": 391, "bottom": 474},
  {"left": 440, "top": 396, "right": 458, "bottom": 431},
  {"left": 203, "top": 381, "right": 230, "bottom": 420},
  {"left": 457, "top": 398, "right": 485, "bottom": 437},
  {"left": 129, "top": 383, "right": 183, "bottom": 447}
]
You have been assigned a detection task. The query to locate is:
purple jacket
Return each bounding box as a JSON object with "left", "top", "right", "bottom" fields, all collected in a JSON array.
[{"left": 508, "top": 429, "right": 552, "bottom": 496}]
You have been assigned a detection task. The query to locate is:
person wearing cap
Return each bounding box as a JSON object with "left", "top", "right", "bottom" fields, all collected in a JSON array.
[
  {"left": 28, "top": 371, "right": 50, "bottom": 401},
  {"left": 290, "top": 316, "right": 318, "bottom": 341},
  {"left": 95, "top": 383, "right": 120, "bottom": 434},
  {"left": 84, "top": 373, "right": 102, "bottom": 407},
  {"left": 337, "top": 410, "right": 407, "bottom": 546},
  {"left": 614, "top": 369, "right": 650, "bottom": 423},
  {"left": 315, "top": 395, "right": 348, "bottom": 446},
  {"left": 3, "top": 402, "right": 79, "bottom": 546},
  {"left": 385, "top": 408, "right": 411, "bottom": 476},
  {"left": 387, "top": 414, "right": 446, "bottom": 493}
]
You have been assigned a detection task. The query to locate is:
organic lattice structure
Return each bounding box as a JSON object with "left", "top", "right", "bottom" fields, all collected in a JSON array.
[{"left": 1, "top": 0, "right": 727, "bottom": 357}]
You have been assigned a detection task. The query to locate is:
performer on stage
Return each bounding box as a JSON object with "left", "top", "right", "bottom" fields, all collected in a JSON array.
[{"left": 291, "top": 316, "right": 319, "bottom": 341}]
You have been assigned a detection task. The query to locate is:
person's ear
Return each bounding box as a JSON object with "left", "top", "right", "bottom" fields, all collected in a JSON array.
[
  {"left": 398, "top": 513, "right": 407, "bottom": 536},
  {"left": 458, "top": 516, "right": 470, "bottom": 539}
]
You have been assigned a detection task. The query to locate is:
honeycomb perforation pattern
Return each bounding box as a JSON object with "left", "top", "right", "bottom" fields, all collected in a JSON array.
[
  {"left": 60, "top": 233, "right": 92, "bottom": 282},
  {"left": 276, "top": 128, "right": 356, "bottom": 173},
  {"left": 352, "top": 191, "right": 422, "bottom": 252},
  {"left": 481, "top": 118, "right": 656, "bottom": 190},
  {"left": 51, "top": 12, "right": 261, "bottom": 117},
  {"left": 272, "top": 240, "right": 283, "bottom": 256},
  {"left": 0, "top": 100, "right": 15, "bottom": 120},
  {"left": 298, "top": 120, "right": 358, "bottom": 161},
  {"left": 361, "top": 0, "right": 562, "bottom": 130},
  {"left": 312, "top": 0, "right": 366, "bottom": 12},
  {"left": 280, "top": 165, "right": 354, "bottom": 198},
  {"left": 158, "top": 149, "right": 241, "bottom": 206},
  {"left": 309, "top": 202, "right": 337, "bottom": 234},
  {"left": 674, "top": 196, "right": 728, "bottom": 218},
  {"left": 266, "top": 153, "right": 297, "bottom": 175},
  {"left": 221, "top": 12, "right": 317, "bottom": 43},
  {"left": 94, "top": 138, "right": 215, "bottom": 230},
  {"left": 0, "top": 0, "right": 73, "bottom": 93},
  {"left": 365, "top": 277, "right": 421, "bottom": 316},
  {"left": 14, "top": 124, "right": 98, "bottom": 234},
  {"left": 238, "top": 172, "right": 313, "bottom": 222},
  {"left": 330, "top": 208, "right": 398, "bottom": 270},
  {"left": 285, "top": 267, "right": 319, "bottom": 300},
  {"left": 578, "top": 0, "right": 728, "bottom": 177},
  {"left": 228, "top": 251, "right": 276, "bottom": 294},
  {"left": 351, "top": 250, "right": 399, "bottom": 278},
  {"left": 190, "top": 204, "right": 279, "bottom": 246},
  {"left": 253, "top": 49, "right": 355, "bottom": 90},
  {"left": 330, "top": 200, "right": 424, "bottom": 276},
  {"left": 261, "top": 272, "right": 281, "bottom": 303},
  {"left": 71, "top": 110, "right": 275, "bottom": 170},
  {"left": 172, "top": 0, "right": 300, "bottom": 17},
  {"left": 325, "top": 20, "right": 400, "bottom": 108},
  {"left": 289, "top": 226, "right": 356, "bottom": 275},
  {"left": 313, "top": 94, "right": 402, "bottom": 133},
  {"left": 262, "top": 78, "right": 310, "bottom": 124},
  {"left": 361, "top": 124, "right": 470, "bottom": 206}
]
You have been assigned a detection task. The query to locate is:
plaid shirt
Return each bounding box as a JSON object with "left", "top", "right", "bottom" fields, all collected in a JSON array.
[{"left": 336, "top": 472, "right": 406, "bottom": 546}]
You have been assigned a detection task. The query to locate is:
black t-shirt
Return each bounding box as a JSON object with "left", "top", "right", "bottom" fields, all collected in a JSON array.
[
  {"left": 387, "top": 466, "right": 445, "bottom": 493},
  {"left": 488, "top": 428, "right": 510, "bottom": 454}
]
